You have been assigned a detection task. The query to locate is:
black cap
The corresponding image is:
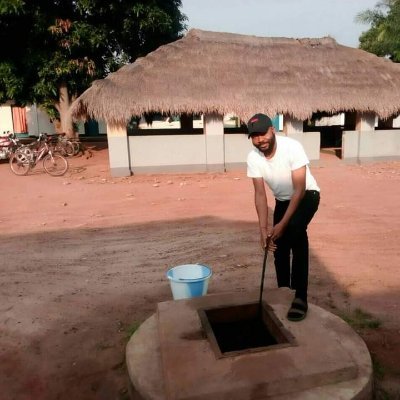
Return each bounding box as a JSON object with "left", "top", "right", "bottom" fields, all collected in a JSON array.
[{"left": 247, "top": 113, "right": 273, "bottom": 138}]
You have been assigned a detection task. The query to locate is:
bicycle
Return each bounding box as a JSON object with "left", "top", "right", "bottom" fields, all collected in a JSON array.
[
  {"left": 54, "top": 132, "right": 84, "bottom": 157},
  {"left": 69, "top": 138, "right": 81, "bottom": 156},
  {"left": 48, "top": 133, "right": 76, "bottom": 157},
  {"left": 9, "top": 133, "right": 69, "bottom": 176}
]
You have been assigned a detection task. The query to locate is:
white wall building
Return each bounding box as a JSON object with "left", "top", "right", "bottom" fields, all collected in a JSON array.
[{"left": 0, "top": 103, "right": 101, "bottom": 136}]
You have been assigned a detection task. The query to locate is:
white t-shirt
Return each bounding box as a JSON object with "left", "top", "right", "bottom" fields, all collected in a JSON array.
[{"left": 247, "top": 135, "right": 320, "bottom": 201}]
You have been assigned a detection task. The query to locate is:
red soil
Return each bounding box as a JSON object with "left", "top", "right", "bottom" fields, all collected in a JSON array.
[{"left": 0, "top": 146, "right": 399, "bottom": 399}]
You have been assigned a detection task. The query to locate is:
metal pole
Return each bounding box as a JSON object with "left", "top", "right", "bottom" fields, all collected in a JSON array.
[{"left": 258, "top": 236, "right": 271, "bottom": 312}]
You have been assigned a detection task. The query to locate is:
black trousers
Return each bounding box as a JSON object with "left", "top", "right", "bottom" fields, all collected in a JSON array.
[{"left": 273, "top": 190, "right": 320, "bottom": 300}]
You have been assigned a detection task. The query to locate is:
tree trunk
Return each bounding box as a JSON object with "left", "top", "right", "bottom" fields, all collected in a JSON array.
[{"left": 57, "top": 82, "right": 76, "bottom": 139}]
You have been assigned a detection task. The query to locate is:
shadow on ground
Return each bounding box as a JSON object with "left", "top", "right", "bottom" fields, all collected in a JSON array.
[{"left": 0, "top": 216, "right": 398, "bottom": 400}]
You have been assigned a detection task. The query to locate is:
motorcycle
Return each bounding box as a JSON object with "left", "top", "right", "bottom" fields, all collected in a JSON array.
[{"left": 0, "top": 132, "right": 21, "bottom": 160}]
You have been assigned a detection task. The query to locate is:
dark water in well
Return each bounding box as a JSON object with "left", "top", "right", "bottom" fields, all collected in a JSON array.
[{"left": 210, "top": 316, "right": 278, "bottom": 353}]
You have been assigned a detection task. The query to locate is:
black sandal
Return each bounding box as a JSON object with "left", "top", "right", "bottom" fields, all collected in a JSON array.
[{"left": 287, "top": 298, "right": 308, "bottom": 322}]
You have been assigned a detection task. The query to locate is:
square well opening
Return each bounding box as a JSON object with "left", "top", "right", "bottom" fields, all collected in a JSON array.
[{"left": 199, "top": 302, "right": 296, "bottom": 358}]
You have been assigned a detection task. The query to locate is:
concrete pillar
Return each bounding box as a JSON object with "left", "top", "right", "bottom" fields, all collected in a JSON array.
[
  {"left": 107, "top": 123, "right": 131, "bottom": 177},
  {"left": 355, "top": 112, "right": 375, "bottom": 131},
  {"left": 76, "top": 122, "right": 85, "bottom": 136},
  {"left": 394, "top": 114, "right": 400, "bottom": 128},
  {"left": 204, "top": 113, "right": 225, "bottom": 172},
  {"left": 283, "top": 115, "right": 303, "bottom": 134}
]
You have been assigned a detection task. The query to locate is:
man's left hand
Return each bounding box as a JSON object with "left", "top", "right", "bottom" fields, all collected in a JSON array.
[{"left": 271, "top": 222, "right": 286, "bottom": 242}]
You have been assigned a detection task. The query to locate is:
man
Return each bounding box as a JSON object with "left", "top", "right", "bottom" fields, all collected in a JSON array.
[{"left": 246, "top": 113, "right": 320, "bottom": 321}]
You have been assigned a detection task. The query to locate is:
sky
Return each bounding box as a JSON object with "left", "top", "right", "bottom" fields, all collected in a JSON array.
[{"left": 180, "top": 0, "right": 380, "bottom": 48}]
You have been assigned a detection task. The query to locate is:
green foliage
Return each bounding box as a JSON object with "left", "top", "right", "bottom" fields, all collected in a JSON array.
[
  {"left": 125, "top": 321, "right": 141, "bottom": 340},
  {"left": 341, "top": 307, "right": 382, "bottom": 331},
  {"left": 357, "top": 0, "right": 400, "bottom": 62},
  {"left": 0, "top": 0, "right": 187, "bottom": 120},
  {"left": 371, "top": 355, "right": 394, "bottom": 400},
  {"left": 0, "top": 0, "right": 24, "bottom": 14},
  {"left": 0, "top": 62, "right": 24, "bottom": 101},
  {"left": 372, "top": 355, "right": 386, "bottom": 381}
]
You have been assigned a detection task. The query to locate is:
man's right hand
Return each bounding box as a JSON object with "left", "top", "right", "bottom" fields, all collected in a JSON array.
[{"left": 260, "top": 233, "right": 277, "bottom": 252}]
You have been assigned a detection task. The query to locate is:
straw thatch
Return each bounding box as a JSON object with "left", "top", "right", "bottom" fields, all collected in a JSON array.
[{"left": 70, "top": 29, "right": 400, "bottom": 125}]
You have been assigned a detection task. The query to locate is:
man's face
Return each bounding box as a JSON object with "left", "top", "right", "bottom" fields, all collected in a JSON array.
[{"left": 250, "top": 127, "right": 276, "bottom": 155}]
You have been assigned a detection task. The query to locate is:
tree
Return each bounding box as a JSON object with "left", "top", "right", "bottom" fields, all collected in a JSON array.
[
  {"left": 357, "top": 0, "right": 400, "bottom": 62},
  {"left": 0, "top": 0, "right": 186, "bottom": 137}
]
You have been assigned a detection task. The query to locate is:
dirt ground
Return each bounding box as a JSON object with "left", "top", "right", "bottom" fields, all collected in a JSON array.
[{"left": 0, "top": 145, "right": 399, "bottom": 400}]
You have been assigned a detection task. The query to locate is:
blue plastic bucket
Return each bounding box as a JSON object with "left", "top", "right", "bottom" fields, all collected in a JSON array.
[{"left": 167, "top": 264, "right": 212, "bottom": 300}]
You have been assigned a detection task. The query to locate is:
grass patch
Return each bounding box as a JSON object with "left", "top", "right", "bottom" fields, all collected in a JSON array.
[
  {"left": 95, "top": 341, "right": 114, "bottom": 351},
  {"left": 340, "top": 308, "right": 381, "bottom": 331},
  {"left": 372, "top": 355, "right": 386, "bottom": 381},
  {"left": 125, "top": 321, "right": 141, "bottom": 339},
  {"left": 373, "top": 389, "right": 392, "bottom": 400},
  {"left": 339, "top": 308, "right": 393, "bottom": 398},
  {"left": 373, "top": 371, "right": 394, "bottom": 400}
]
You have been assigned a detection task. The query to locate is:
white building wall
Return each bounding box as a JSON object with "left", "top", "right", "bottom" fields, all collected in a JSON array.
[
  {"left": 342, "top": 129, "right": 400, "bottom": 159},
  {"left": 283, "top": 132, "right": 321, "bottom": 161},
  {"left": 126, "top": 130, "right": 322, "bottom": 175},
  {"left": 129, "top": 135, "right": 207, "bottom": 173},
  {"left": 1, "top": 104, "right": 107, "bottom": 137},
  {"left": 0, "top": 106, "right": 13, "bottom": 134},
  {"left": 224, "top": 134, "right": 253, "bottom": 170},
  {"left": 204, "top": 113, "right": 224, "bottom": 171},
  {"left": 26, "top": 104, "right": 55, "bottom": 136}
]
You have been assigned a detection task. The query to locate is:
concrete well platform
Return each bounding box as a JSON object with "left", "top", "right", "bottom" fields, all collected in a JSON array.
[{"left": 126, "top": 289, "right": 372, "bottom": 400}]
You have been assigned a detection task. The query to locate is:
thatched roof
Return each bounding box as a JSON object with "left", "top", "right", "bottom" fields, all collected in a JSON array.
[{"left": 70, "top": 29, "right": 400, "bottom": 125}]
